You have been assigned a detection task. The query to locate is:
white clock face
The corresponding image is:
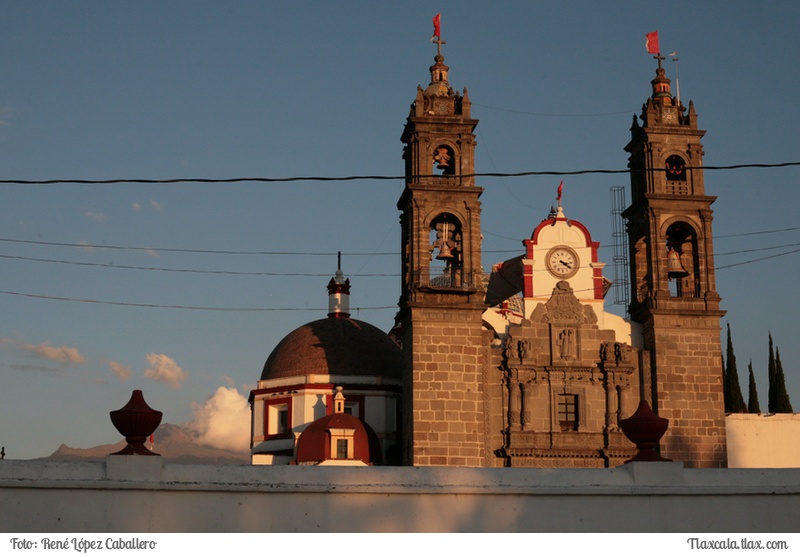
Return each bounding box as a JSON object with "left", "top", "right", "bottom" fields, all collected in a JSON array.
[{"left": 546, "top": 247, "right": 579, "bottom": 279}]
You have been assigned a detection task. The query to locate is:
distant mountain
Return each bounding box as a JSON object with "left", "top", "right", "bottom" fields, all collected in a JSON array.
[{"left": 40, "top": 423, "right": 250, "bottom": 464}]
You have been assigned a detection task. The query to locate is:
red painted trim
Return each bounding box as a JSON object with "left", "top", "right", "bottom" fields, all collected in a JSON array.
[
  {"left": 594, "top": 267, "right": 604, "bottom": 299},
  {"left": 530, "top": 217, "right": 600, "bottom": 250},
  {"left": 523, "top": 217, "right": 602, "bottom": 299},
  {"left": 522, "top": 261, "right": 535, "bottom": 299}
]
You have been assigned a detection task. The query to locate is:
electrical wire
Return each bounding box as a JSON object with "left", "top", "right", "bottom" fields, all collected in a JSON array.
[
  {"left": 0, "top": 288, "right": 397, "bottom": 312},
  {"left": 1, "top": 161, "right": 798, "bottom": 185},
  {"left": 2, "top": 241, "right": 797, "bottom": 311},
  {"left": 2, "top": 240, "right": 798, "bottom": 278},
  {"left": 472, "top": 102, "right": 632, "bottom": 118}
]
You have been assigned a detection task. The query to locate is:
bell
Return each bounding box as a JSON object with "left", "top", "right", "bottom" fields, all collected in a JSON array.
[
  {"left": 666, "top": 248, "right": 689, "bottom": 278},
  {"left": 436, "top": 244, "right": 454, "bottom": 260}
]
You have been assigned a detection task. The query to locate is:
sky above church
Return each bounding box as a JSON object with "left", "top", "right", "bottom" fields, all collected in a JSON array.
[{"left": 1, "top": 2, "right": 799, "bottom": 459}]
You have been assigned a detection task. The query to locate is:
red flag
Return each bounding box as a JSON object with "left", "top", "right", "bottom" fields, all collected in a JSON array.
[
  {"left": 645, "top": 31, "right": 659, "bottom": 54},
  {"left": 556, "top": 181, "right": 563, "bottom": 202},
  {"left": 432, "top": 13, "right": 441, "bottom": 39}
]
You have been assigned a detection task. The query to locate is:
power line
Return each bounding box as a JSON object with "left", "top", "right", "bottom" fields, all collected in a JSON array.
[
  {"left": 715, "top": 247, "right": 800, "bottom": 270},
  {"left": 0, "top": 288, "right": 397, "bottom": 312},
  {"left": 3, "top": 222, "right": 798, "bottom": 263},
  {"left": 3, "top": 241, "right": 799, "bottom": 278},
  {"left": 0, "top": 237, "right": 520, "bottom": 258},
  {"left": 1, "top": 161, "right": 798, "bottom": 185},
  {"left": 473, "top": 102, "right": 631, "bottom": 118},
  {"left": 0, "top": 254, "right": 399, "bottom": 277},
  {"left": 2, "top": 244, "right": 797, "bottom": 311},
  {"left": 715, "top": 242, "right": 800, "bottom": 257},
  {"left": 716, "top": 226, "right": 800, "bottom": 239},
  {"left": 0, "top": 237, "right": 394, "bottom": 257}
]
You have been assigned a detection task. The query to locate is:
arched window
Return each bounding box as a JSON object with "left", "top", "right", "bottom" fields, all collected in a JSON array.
[
  {"left": 429, "top": 213, "right": 462, "bottom": 287},
  {"left": 432, "top": 145, "right": 456, "bottom": 176},
  {"left": 665, "top": 222, "right": 699, "bottom": 298},
  {"left": 665, "top": 155, "right": 687, "bottom": 182}
]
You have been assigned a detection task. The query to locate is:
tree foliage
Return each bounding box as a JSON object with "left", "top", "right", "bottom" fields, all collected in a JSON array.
[
  {"left": 747, "top": 361, "right": 761, "bottom": 414},
  {"left": 724, "top": 323, "right": 747, "bottom": 413},
  {"left": 774, "top": 347, "right": 793, "bottom": 413},
  {"left": 768, "top": 334, "right": 794, "bottom": 413},
  {"left": 768, "top": 333, "right": 777, "bottom": 412}
]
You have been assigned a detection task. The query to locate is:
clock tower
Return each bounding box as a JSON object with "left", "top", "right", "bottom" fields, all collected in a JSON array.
[
  {"left": 623, "top": 56, "right": 726, "bottom": 467},
  {"left": 396, "top": 37, "right": 488, "bottom": 466}
]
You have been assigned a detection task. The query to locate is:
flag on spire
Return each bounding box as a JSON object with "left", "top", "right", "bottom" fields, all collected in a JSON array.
[
  {"left": 556, "top": 181, "right": 563, "bottom": 203},
  {"left": 645, "top": 31, "right": 660, "bottom": 54},
  {"left": 432, "top": 13, "right": 441, "bottom": 40}
]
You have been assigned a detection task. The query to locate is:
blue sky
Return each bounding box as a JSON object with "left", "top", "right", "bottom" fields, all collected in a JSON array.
[{"left": 1, "top": 2, "right": 798, "bottom": 459}]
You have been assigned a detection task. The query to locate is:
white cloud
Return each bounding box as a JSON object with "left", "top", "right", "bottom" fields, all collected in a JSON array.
[
  {"left": 109, "top": 361, "right": 132, "bottom": 381},
  {"left": 186, "top": 386, "right": 250, "bottom": 452},
  {"left": 143, "top": 353, "right": 188, "bottom": 389},
  {"left": 84, "top": 211, "right": 107, "bottom": 223},
  {"left": 131, "top": 201, "right": 142, "bottom": 210},
  {"left": 149, "top": 200, "right": 162, "bottom": 211},
  {"left": 20, "top": 342, "right": 86, "bottom": 365}
]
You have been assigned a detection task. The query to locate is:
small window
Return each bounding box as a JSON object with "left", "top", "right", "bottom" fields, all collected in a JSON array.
[
  {"left": 336, "top": 439, "right": 349, "bottom": 459},
  {"left": 277, "top": 408, "right": 289, "bottom": 434},
  {"left": 558, "top": 394, "right": 579, "bottom": 432},
  {"left": 267, "top": 402, "right": 291, "bottom": 436}
]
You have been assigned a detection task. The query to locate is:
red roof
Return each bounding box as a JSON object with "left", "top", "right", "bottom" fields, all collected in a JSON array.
[{"left": 295, "top": 412, "right": 383, "bottom": 465}]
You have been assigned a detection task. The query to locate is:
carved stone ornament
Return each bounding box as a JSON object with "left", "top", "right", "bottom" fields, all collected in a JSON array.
[
  {"left": 556, "top": 327, "right": 577, "bottom": 359},
  {"left": 544, "top": 281, "right": 584, "bottom": 323}
]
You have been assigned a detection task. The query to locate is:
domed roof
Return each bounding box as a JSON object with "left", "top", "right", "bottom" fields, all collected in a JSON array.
[
  {"left": 260, "top": 317, "right": 402, "bottom": 381},
  {"left": 295, "top": 412, "right": 382, "bottom": 465}
]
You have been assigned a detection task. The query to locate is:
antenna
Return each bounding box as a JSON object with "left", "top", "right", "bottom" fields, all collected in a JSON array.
[{"left": 671, "top": 53, "right": 681, "bottom": 107}]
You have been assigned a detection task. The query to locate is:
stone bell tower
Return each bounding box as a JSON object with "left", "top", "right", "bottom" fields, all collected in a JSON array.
[
  {"left": 396, "top": 35, "right": 488, "bottom": 466},
  {"left": 623, "top": 55, "right": 726, "bottom": 467}
]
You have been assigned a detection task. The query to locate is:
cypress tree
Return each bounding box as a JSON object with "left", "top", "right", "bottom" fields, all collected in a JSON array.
[
  {"left": 747, "top": 361, "right": 761, "bottom": 414},
  {"left": 724, "top": 323, "right": 746, "bottom": 413},
  {"left": 768, "top": 333, "right": 777, "bottom": 413},
  {"left": 774, "top": 347, "right": 794, "bottom": 413}
]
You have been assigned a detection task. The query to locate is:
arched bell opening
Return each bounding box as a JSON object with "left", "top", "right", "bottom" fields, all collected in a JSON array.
[
  {"left": 665, "top": 154, "right": 687, "bottom": 182},
  {"left": 432, "top": 144, "right": 456, "bottom": 176},
  {"left": 665, "top": 221, "right": 699, "bottom": 298},
  {"left": 428, "top": 213, "right": 463, "bottom": 287}
]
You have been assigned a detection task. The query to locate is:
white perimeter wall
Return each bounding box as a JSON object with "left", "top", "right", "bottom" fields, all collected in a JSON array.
[
  {"left": 1, "top": 457, "right": 799, "bottom": 532},
  {"left": 727, "top": 413, "right": 800, "bottom": 468}
]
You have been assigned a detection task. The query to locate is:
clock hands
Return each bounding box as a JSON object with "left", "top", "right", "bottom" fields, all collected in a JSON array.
[{"left": 559, "top": 259, "right": 572, "bottom": 269}]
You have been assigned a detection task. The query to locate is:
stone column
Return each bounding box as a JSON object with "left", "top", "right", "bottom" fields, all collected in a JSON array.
[{"left": 521, "top": 382, "right": 533, "bottom": 431}]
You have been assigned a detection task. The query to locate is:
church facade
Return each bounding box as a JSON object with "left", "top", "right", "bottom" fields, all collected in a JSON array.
[
  {"left": 395, "top": 40, "right": 725, "bottom": 468},
  {"left": 250, "top": 39, "right": 726, "bottom": 468}
]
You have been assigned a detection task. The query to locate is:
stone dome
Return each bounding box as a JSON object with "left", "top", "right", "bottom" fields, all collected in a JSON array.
[{"left": 260, "top": 317, "right": 402, "bottom": 381}]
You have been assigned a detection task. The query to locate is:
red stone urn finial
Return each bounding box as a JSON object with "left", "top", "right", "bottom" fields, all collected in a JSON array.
[
  {"left": 109, "top": 390, "right": 162, "bottom": 456},
  {"left": 619, "top": 400, "right": 671, "bottom": 462}
]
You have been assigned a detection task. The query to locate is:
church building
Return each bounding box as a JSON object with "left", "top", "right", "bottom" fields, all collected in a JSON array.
[{"left": 250, "top": 34, "right": 726, "bottom": 468}]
